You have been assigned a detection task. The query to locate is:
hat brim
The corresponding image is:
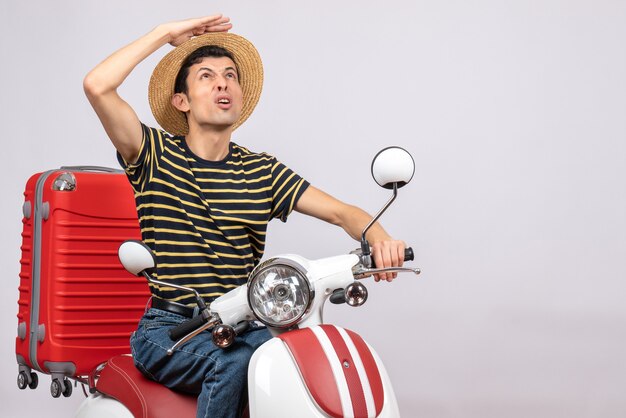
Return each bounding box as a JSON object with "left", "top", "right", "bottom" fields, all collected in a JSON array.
[{"left": 148, "top": 32, "right": 263, "bottom": 136}]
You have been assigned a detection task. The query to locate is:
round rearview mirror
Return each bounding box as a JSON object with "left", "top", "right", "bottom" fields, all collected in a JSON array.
[
  {"left": 118, "top": 240, "right": 156, "bottom": 276},
  {"left": 371, "top": 146, "right": 415, "bottom": 189}
]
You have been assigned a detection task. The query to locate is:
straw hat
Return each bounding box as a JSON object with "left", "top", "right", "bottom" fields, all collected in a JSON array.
[{"left": 148, "top": 32, "right": 263, "bottom": 136}]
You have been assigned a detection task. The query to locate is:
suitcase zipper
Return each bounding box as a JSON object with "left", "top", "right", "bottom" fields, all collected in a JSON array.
[{"left": 28, "top": 169, "right": 57, "bottom": 372}]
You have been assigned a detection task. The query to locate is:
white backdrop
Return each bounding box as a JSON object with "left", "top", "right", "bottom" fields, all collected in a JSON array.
[{"left": 1, "top": 1, "right": 625, "bottom": 417}]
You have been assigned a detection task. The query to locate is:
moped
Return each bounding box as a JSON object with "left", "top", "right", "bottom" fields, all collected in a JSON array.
[{"left": 74, "top": 146, "right": 420, "bottom": 418}]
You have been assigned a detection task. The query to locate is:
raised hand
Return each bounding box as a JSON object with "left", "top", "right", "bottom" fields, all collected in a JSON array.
[{"left": 163, "top": 14, "right": 233, "bottom": 47}]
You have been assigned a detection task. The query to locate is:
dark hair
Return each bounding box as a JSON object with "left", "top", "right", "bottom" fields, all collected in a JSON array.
[{"left": 174, "top": 45, "right": 237, "bottom": 95}]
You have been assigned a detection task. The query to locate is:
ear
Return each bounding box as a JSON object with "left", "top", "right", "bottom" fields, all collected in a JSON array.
[{"left": 171, "top": 93, "right": 190, "bottom": 112}]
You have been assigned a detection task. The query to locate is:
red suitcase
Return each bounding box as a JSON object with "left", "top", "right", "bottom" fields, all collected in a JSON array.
[{"left": 16, "top": 166, "right": 149, "bottom": 397}]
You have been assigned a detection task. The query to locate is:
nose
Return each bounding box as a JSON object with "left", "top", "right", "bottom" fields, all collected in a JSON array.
[{"left": 217, "top": 75, "right": 228, "bottom": 91}]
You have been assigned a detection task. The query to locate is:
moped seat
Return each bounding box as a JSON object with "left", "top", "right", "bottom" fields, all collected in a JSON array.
[{"left": 96, "top": 355, "right": 197, "bottom": 418}]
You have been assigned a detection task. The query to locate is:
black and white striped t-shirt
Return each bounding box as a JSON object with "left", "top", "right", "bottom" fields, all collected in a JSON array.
[{"left": 119, "top": 124, "right": 309, "bottom": 305}]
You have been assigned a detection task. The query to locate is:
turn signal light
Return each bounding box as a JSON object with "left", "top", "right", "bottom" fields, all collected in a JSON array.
[
  {"left": 345, "top": 282, "right": 368, "bottom": 307},
  {"left": 212, "top": 324, "right": 236, "bottom": 348}
]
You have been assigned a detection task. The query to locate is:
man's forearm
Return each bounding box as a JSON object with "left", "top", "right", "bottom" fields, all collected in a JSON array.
[
  {"left": 295, "top": 186, "right": 392, "bottom": 243},
  {"left": 295, "top": 186, "right": 404, "bottom": 281},
  {"left": 336, "top": 204, "right": 392, "bottom": 243},
  {"left": 82, "top": 25, "right": 173, "bottom": 163}
]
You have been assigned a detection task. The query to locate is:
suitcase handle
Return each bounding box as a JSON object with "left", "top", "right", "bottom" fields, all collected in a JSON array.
[{"left": 60, "top": 166, "right": 123, "bottom": 174}]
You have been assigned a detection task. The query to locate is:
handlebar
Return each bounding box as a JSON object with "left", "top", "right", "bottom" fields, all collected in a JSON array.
[
  {"left": 353, "top": 245, "right": 420, "bottom": 280},
  {"left": 169, "top": 248, "right": 416, "bottom": 338},
  {"left": 169, "top": 313, "right": 210, "bottom": 341},
  {"left": 332, "top": 246, "right": 417, "bottom": 304},
  {"left": 168, "top": 312, "right": 250, "bottom": 347}
]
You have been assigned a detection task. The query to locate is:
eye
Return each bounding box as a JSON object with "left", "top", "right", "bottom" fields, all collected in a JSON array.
[{"left": 200, "top": 71, "right": 215, "bottom": 80}]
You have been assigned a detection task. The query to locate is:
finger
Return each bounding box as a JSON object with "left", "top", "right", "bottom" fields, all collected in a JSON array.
[
  {"left": 195, "top": 14, "right": 225, "bottom": 24},
  {"left": 387, "top": 242, "right": 404, "bottom": 281},
  {"left": 212, "top": 16, "right": 231, "bottom": 25},
  {"left": 396, "top": 241, "right": 405, "bottom": 267},
  {"left": 379, "top": 244, "right": 393, "bottom": 281},
  {"left": 203, "top": 16, "right": 230, "bottom": 29},
  {"left": 185, "top": 15, "right": 229, "bottom": 34},
  {"left": 207, "top": 23, "right": 233, "bottom": 33},
  {"left": 372, "top": 244, "right": 385, "bottom": 282},
  {"left": 389, "top": 242, "right": 400, "bottom": 268},
  {"left": 191, "top": 20, "right": 231, "bottom": 37}
]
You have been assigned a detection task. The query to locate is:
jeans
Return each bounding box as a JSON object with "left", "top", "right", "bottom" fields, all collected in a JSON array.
[{"left": 130, "top": 308, "right": 271, "bottom": 418}]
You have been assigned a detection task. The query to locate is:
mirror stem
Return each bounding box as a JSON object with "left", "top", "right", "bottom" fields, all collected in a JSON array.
[
  {"left": 141, "top": 271, "right": 208, "bottom": 311},
  {"left": 360, "top": 182, "right": 398, "bottom": 255}
]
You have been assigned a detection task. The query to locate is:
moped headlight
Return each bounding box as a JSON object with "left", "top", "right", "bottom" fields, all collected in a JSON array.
[{"left": 247, "top": 258, "right": 312, "bottom": 328}]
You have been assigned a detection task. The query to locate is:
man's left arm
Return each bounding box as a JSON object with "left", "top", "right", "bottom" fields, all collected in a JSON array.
[{"left": 295, "top": 186, "right": 405, "bottom": 282}]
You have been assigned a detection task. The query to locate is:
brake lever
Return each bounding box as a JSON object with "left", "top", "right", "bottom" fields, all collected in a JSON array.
[
  {"left": 353, "top": 266, "right": 421, "bottom": 279},
  {"left": 167, "top": 317, "right": 220, "bottom": 355}
]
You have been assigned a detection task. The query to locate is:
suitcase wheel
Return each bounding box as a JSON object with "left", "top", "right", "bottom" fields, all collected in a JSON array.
[
  {"left": 17, "top": 371, "right": 38, "bottom": 390},
  {"left": 50, "top": 379, "right": 62, "bottom": 398},
  {"left": 28, "top": 372, "right": 38, "bottom": 389},
  {"left": 17, "top": 372, "right": 27, "bottom": 390},
  {"left": 62, "top": 379, "right": 73, "bottom": 397},
  {"left": 50, "top": 378, "right": 71, "bottom": 398}
]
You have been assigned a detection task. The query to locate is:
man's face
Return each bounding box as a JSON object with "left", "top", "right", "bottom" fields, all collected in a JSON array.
[{"left": 177, "top": 56, "right": 243, "bottom": 130}]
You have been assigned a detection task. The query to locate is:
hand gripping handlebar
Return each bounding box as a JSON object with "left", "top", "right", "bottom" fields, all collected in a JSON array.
[
  {"left": 353, "top": 246, "right": 420, "bottom": 279},
  {"left": 370, "top": 246, "right": 414, "bottom": 268}
]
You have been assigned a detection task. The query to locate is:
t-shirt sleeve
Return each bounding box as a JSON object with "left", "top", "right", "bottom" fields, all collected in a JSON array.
[
  {"left": 116, "top": 123, "right": 165, "bottom": 193},
  {"left": 270, "top": 157, "right": 310, "bottom": 222}
]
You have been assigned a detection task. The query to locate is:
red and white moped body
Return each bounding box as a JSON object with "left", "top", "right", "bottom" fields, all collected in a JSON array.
[{"left": 245, "top": 254, "right": 401, "bottom": 418}]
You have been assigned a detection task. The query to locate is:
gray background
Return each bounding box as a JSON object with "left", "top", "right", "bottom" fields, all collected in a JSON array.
[{"left": 1, "top": 0, "right": 625, "bottom": 417}]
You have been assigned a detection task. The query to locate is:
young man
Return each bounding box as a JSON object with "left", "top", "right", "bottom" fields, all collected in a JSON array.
[{"left": 84, "top": 14, "right": 405, "bottom": 418}]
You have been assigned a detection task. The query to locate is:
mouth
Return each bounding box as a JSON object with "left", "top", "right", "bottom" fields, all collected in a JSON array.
[{"left": 216, "top": 96, "right": 232, "bottom": 110}]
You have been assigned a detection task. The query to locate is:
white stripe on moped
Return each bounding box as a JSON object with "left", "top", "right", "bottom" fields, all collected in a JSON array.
[
  {"left": 311, "top": 326, "right": 354, "bottom": 418},
  {"left": 337, "top": 327, "right": 376, "bottom": 418}
]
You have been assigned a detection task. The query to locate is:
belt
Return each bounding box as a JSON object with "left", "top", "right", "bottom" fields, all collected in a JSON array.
[{"left": 151, "top": 298, "right": 195, "bottom": 318}]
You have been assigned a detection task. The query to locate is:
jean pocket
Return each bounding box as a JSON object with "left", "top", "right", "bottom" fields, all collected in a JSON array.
[{"left": 144, "top": 320, "right": 175, "bottom": 330}]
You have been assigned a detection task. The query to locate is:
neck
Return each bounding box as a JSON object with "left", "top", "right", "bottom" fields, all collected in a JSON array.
[{"left": 185, "top": 124, "right": 232, "bottom": 161}]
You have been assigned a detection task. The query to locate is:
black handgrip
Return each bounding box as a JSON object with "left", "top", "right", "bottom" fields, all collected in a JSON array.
[
  {"left": 169, "top": 314, "right": 208, "bottom": 341},
  {"left": 233, "top": 321, "right": 249, "bottom": 335},
  {"left": 329, "top": 288, "right": 346, "bottom": 305},
  {"left": 404, "top": 247, "right": 414, "bottom": 261}
]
